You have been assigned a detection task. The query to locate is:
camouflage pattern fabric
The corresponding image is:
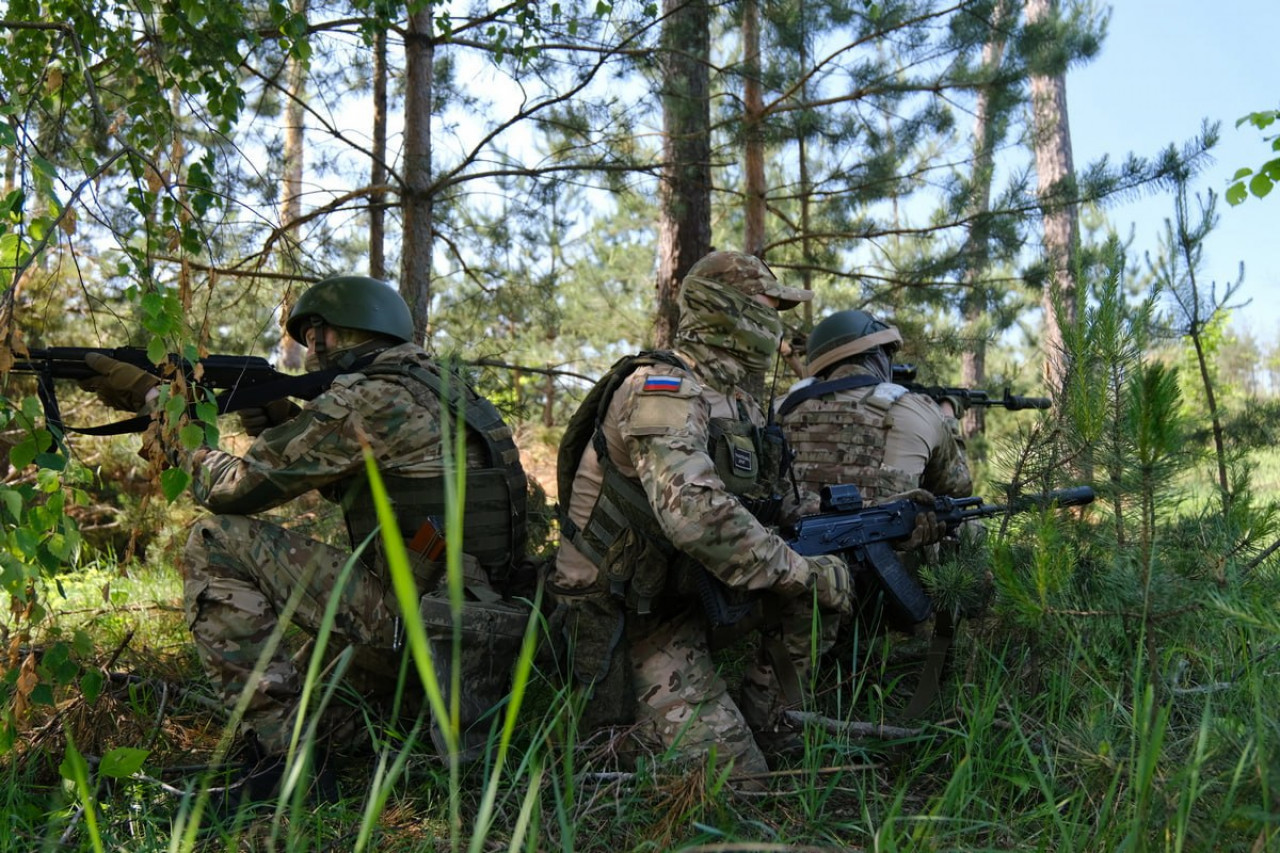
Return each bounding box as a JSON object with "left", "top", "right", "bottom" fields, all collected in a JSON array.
[
  {"left": 553, "top": 251, "right": 829, "bottom": 780},
  {"left": 182, "top": 514, "right": 397, "bottom": 753},
  {"left": 630, "top": 611, "right": 769, "bottom": 780},
  {"left": 174, "top": 343, "right": 510, "bottom": 758},
  {"left": 779, "top": 361, "right": 973, "bottom": 521}
]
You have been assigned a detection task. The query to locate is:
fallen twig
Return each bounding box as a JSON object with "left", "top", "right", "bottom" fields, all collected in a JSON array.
[{"left": 786, "top": 710, "right": 925, "bottom": 740}]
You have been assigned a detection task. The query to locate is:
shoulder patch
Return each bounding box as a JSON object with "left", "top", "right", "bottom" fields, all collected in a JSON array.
[
  {"left": 623, "top": 367, "right": 701, "bottom": 435},
  {"left": 642, "top": 375, "right": 684, "bottom": 394}
]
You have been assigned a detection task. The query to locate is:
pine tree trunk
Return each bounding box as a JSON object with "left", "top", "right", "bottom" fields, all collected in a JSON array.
[
  {"left": 401, "top": 9, "right": 434, "bottom": 345},
  {"left": 279, "top": 2, "right": 307, "bottom": 371},
  {"left": 1026, "top": 0, "right": 1079, "bottom": 394},
  {"left": 743, "top": 0, "right": 765, "bottom": 257},
  {"left": 370, "top": 28, "right": 388, "bottom": 281},
  {"left": 959, "top": 0, "right": 1011, "bottom": 442},
  {"left": 654, "top": 0, "right": 712, "bottom": 349}
]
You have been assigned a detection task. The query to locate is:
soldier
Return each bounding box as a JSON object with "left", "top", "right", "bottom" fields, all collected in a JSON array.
[
  {"left": 776, "top": 308, "right": 973, "bottom": 716},
  {"left": 778, "top": 308, "right": 972, "bottom": 518},
  {"left": 77, "top": 275, "right": 528, "bottom": 807},
  {"left": 550, "top": 250, "right": 854, "bottom": 783}
]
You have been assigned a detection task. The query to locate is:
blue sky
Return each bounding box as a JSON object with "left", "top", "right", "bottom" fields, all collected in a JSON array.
[{"left": 1068, "top": 0, "right": 1280, "bottom": 342}]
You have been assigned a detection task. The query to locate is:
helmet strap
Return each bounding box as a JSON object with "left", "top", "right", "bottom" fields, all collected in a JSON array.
[{"left": 308, "top": 316, "right": 329, "bottom": 359}]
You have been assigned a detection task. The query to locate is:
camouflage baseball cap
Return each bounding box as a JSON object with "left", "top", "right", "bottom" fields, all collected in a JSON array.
[{"left": 684, "top": 251, "right": 812, "bottom": 311}]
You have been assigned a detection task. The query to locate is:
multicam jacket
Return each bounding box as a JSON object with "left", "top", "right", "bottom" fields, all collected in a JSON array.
[
  {"left": 553, "top": 352, "right": 815, "bottom": 603},
  {"left": 184, "top": 343, "right": 525, "bottom": 576}
]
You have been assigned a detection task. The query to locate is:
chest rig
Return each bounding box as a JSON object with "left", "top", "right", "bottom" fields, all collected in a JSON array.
[
  {"left": 342, "top": 360, "right": 528, "bottom": 586},
  {"left": 780, "top": 376, "right": 918, "bottom": 503},
  {"left": 558, "top": 352, "right": 789, "bottom": 616}
]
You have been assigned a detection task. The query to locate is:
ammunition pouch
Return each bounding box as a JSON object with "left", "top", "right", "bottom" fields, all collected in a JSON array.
[
  {"left": 547, "top": 590, "right": 635, "bottom": 728},
  {"left": 418, "top": 594, "right": 531, "bottom": 758},
  {"left": 708, "top": 418, "right": 787, "bottom": 526},
  {"left": 600, "top": 527, "right": 670, "bottom": 616}
]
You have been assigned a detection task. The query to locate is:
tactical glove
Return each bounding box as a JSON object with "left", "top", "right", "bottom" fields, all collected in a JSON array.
[
  {"left": 886, "top": 488, "right": 945, "bottom": 550},
  {"left": 78, "top": 353, "right": 160, "bottom": 412},
  {"left": 806, "top": 553, "right": 853, "bottom": 614},
  {"left": 939, "top": 394, "right": 966, "bottom": 420},
  {"left": 238, "top": 399, "right": 301, "bottom": 437}
]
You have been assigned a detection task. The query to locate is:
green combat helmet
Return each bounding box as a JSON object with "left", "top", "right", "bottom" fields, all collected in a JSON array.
[
  {"left": 286, "top": 275, "right": 416, "bottom": 344},
  {"left": 806, "top": 309, "right": 903, "bottom": 377}
]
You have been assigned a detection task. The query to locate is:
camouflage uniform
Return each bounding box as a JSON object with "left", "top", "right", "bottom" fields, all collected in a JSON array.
[
  {"left": 179, "top": 342, "right": 524, "bottom": 756},
  {"left": 552, "top": 252, "right": 849, "bottom": 780}
]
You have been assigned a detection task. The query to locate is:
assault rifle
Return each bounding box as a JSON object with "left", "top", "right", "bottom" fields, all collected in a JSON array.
[
  {"left": 890, "top": 364, "right": 1051, "bottom": 412},
  {"left": 6, "top": 346, "right": 342, "bottom": 437},
  {"left": 787, "top": 483, "right": 1095, "bottom": 624}
]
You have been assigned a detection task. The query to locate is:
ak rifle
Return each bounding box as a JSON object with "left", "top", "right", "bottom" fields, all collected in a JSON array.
[
  {"left": 6, "top": 346, "right": 343, "bottom": 437},
  {"left": 787, "top": 483, "right": 1096, "bottom": 623},
  {"left": 891, "top": 364, "right": 1051, "bottom": 412}
]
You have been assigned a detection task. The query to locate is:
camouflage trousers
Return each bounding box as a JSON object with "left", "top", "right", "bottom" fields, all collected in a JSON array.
[
  {"left": 180, "top": 514, "right": 401, "bottom": 755},
  {"left": 629, "top": 595, "right": 839, "bottom": 781},
  {"left": 181, "top": 514, "right": 520, "bottom": 758}
]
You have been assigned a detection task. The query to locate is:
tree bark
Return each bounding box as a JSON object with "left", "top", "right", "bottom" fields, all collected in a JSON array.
[
  {"left": 401, "top": 9, "right": 434, "bottom": 345},
  {"left": 654, "top": 0, "right": 712, "bottom": 349},
  {"left": 278, "top": 1, "right": 308, "bottom": 371},
  {"left": 1026, "top": 0, "right": 1079, "bottom": 394},
  {"left": 959, "top": 0, "right": 1011, "bottom": 442},
  {"left": 370, "top": 27, "right": 388, "bottom": 281},
  {"left": 742, "top": 0, "right": 766, "bottom": 257}
]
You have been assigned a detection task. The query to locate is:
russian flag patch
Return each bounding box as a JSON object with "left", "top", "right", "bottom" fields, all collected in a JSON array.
[{"left": 642, "top": 375, "right": 683, "bottom": 394}]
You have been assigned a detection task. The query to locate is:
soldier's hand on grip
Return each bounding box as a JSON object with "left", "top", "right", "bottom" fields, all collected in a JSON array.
[
  {"left": 887, "top": 487, "right": 945, "bottom": 549},
  {"left": 807, "top": 553, "right": 853, "bottom": 614},
  {"left": 78, "top": 353, "right": 160, "bottom": 412},
  {"left": 238, "top": 399, "right": 300, "bottom": 437}
]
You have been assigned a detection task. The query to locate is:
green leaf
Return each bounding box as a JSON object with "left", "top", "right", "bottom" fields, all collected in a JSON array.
[
  {"left": 80, "top": 670, "right": 104, "bottom": 706},
  {"left": 146, "top": 337, "right": 167, "bottom": 365},
  {"left": 179, "top": 423, "right": 204, "bottom": 448},
  {"left": 59, "top": 741, "right": 90, "bottom": 782},
  {"left": 0, "top": 232, "right": 29, "bottom": 261},
  {"left": 1225, "top": 182, "right": 1249, "bottom": 206},
  {"left": 1231, "top": 166, "right": 1254, "bottom": 180},
  {"left": 1248, "top": 172, "right": 1273, "bottom": 199},
  {"left": 194, "top": 400, "right": 218, "bottom": 424},
  {"left": 0, "top": 488, "right": 22, "bottom": 522},
  {"left": 99, "top": 747, "right": 149, "bottom": 779},
  {"left": 31, "top": 154, "right": 58, "bottom": 179},
  {"left": 9, "top": 437, "right": 37, "bottom": 470},
  {"left": 160, "top": 467, "right": 190, "bottom": 502}
]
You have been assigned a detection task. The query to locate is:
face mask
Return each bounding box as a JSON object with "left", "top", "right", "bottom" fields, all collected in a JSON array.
[{"left": 678, "top": 275, "right": 783, "bottom": 376}]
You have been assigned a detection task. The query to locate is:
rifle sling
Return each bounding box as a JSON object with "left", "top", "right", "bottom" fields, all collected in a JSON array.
[
  {"left": 56, "top": 366, "right": 353, "bottom": 436},
  {"left": 776, "top": 373, "right": 880, "bottom": 419},
  {"left": 901, "top": 606, "right": 955, "bottom": 720}
]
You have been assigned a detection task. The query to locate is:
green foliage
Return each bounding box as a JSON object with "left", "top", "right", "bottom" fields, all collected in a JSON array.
[{"left": 1226, "top": 109, "right": 1280, "bottom": 205}]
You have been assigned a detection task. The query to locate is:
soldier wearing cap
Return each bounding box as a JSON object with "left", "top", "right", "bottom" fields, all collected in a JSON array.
[
  {"left": 76, "top": 275, "right": 529, "bottom": 809},
  {"left": 550, "top": 250, "right": 853, "bottom": 782}
]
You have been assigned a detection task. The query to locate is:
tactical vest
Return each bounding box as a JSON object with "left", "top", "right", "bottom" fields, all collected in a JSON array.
[
  {"left": 342, "top": 360, "right": 528, "bottom": 585},
  {"left": 784, "top": 379, "right": 918, "bottom": 504},
  {"left": 558, "top": 351, "right": 787, "bottom": 615}
]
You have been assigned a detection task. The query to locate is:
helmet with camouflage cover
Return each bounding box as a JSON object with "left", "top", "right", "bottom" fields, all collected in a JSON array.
[
  {"left": 806, "top": 309, "right": 903, "bottom": 377},
  {"left": 286, "top": 275, "right": 416, "bottom": 345}
]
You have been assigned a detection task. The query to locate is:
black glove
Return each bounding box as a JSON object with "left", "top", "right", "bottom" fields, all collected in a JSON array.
[{"left": 237, "top": 399, "right": 301, "bottom": 437}]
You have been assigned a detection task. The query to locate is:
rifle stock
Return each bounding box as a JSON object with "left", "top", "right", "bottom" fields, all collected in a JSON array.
[{"left": 787, "top": 484, "right": 1095, "bottom": 624}]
